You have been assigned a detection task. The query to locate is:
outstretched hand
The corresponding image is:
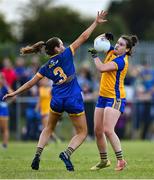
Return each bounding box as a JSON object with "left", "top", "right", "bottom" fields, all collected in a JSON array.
[
  {"left": 95, "top": 10, "right": 108, "bottom": 24},
  {"left": 3, "top": 93, "right": 15, "bottom": 101}
]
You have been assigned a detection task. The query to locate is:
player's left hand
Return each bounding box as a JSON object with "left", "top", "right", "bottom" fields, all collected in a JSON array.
[
  {"left": 95, "top": 10, "right": 108, "bottom": 24},
  {"left": 88, "top": 48, "right": 98, "bottom": 58}
]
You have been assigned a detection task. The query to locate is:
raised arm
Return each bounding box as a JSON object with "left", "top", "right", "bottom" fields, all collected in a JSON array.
[
  {"left": 70, "top": 10, "right": 107, "bottom": 52},
  {"left": 3, "top": 74, "right": 42, "bottom": 101}
]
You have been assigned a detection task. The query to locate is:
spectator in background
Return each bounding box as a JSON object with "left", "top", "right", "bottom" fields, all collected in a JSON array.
[
  {"left": 1, "top": 58, "right": 17, "bottom": 89},
  {"left": 78, "top": 65, "right": 94, "bottom": 100},
  {"left": 140, "top": 61, "right": 154, "bottom": 92},
  {"left": 35, "top": 77, "right": 51, "bottom": 129},
  {"left": 0, "top": 62, "right": 3, "bottom": 70},
  {"left": 26, "top": 56, "right": 40, "bottom": 80},
  {"left": 14, "top": 57, "right": 28, "bottom": 87},
  {"left": 133, "top": 62, "right": 154, "bottom": 139},
  {"left": 0, "top": 72, "right": 13, "bottom": 148},
  {"left": 149, "top": 85, "right": 154, "bottom": 140},
  {"left": 35, "top": 77, "right": 60, "bottom": 142},
  {"left": 78, "top": 65, "right": 96, "bottom": 139},
  {"left": 24, "top": 85, "right": 41, "bottom": 140}
]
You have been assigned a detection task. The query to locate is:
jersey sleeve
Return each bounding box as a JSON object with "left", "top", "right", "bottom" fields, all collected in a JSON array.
[
  {"left": 113, "top": 57, "right": 125, "bottom": 71},
  {"left": 70, "top": 45, "right": 75, "bottom": 55},
  {"left": 106, "top": 46, "right": 114, "bottom": 55},
  {"left": 61, "top": 47, "right": 74, "bottom": 59},
  {"left": 37, "top": 65, "right": 47, "bottom": 77}
]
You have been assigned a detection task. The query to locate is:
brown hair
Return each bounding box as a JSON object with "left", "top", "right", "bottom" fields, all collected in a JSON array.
[
  {"left": 121, "top": 35, "right": 138, "bottom": 56},
  {"left": 20, "top": 37, "right": 61, "bottom": 56}
]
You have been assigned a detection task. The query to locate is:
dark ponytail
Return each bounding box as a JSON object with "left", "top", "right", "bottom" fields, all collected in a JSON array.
[
  {"left": 20, "top": 37, "right": 61, "bottom": 56},
  {"left": 131, "top": 35, "right": 138, "bottom": 47},
  {"left": 121, "top": 35, "right": 138, "bottom": 56},
  {"left": 20, "top": 41, "right": 45, "bottom": 55}
]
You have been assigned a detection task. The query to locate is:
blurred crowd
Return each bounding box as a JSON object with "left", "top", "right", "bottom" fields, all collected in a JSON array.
[{"left": 1, "top": 56, "right": 154, "bottom": 142}]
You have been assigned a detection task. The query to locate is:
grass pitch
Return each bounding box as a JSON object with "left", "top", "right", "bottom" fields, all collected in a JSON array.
[{"left": 0, "top": 140, "right": 154, "bottom": 179}]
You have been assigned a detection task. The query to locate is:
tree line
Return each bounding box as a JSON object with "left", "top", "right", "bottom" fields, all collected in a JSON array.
[{"left": 0, "top": 0, "right": 154, "bottom": 44}]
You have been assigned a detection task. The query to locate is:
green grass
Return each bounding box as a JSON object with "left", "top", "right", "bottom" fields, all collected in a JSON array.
[{"left": 0, "top": 140, "right": 154, "bottom": 179}]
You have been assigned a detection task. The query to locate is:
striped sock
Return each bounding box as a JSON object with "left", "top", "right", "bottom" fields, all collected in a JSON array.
[
  {"left": 64, "top": 147, "right": 74, "bottom": 158},
  {"left": 115, "top": 150, "right": 123, "bottom": 160},
  {"left": 2, "top": 144, "right": 7, "bottom": 148},
  {"left": 100, "top": 152, "right": 108, "bottom": 161},
  {"left": 35, "top": 147, "right": 43, "bottom": 157}
]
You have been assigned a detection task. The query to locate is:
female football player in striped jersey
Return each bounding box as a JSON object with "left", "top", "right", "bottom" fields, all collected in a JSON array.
[{"left": 89, "top": 34, "right": 138, "bottom": 171}]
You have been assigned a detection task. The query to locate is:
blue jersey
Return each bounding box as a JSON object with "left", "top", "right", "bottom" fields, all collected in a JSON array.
[
  {"left": 37, "top": 46, "right": 82, "bottom": 98},
  {"left": 0, "top": 86, "right": 8, "bottom": 101},
  {"left": 0, "top": 85, "right": 9, "bottom": 117}
]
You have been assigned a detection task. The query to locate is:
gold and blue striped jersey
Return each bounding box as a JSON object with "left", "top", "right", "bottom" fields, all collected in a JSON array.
[{"left": 99, "top": 49, "right": 128, "bottom": 98}]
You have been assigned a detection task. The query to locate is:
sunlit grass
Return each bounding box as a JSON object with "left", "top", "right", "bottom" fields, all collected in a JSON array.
[{"left": 0, "top": 140, "right": 154, "bottom": 179}]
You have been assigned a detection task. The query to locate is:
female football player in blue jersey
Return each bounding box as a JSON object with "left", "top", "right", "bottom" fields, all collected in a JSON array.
[
  {"left": 89, "top": 34, "right": 138, "bottom": 171},
  {"left": 3, "top": 10, "right": 107, "bottom": 171},
  {"left": 0, "top": 73, "right": 13, "bottom": 148}
]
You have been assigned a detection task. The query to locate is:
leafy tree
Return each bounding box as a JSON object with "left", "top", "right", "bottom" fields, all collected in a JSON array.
[
  {"left": 109, "top": 0, "right": 154, "bottom": 40},
  {"left": 19, "top": 0, "right": 126, "bottom": 44},
  {"left": 0, "top": 14, "right": 16, "bottom": 42},
  {"left": 144, "top": 22, "right": 154, "bottom": 41},
  {"left": 20, "top": 0, "right": 88, "bottom": 43}
]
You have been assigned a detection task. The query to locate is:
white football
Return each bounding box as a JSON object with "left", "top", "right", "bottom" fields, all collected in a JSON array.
[{"left": 94, "top": 36, "right": 111, "bottom": 52}]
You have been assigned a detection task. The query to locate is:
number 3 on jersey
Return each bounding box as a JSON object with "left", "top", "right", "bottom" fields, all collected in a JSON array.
[{"left": 53, "top": 67, "right": 67, "bottom": 83}]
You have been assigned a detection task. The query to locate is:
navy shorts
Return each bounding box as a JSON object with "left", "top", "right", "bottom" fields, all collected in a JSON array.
[
  {"left": 96, "top": 96, "right": 126, "bottom": 113},
  {"left": 50, "top": 93, "right": 84, "bottom": 116}
]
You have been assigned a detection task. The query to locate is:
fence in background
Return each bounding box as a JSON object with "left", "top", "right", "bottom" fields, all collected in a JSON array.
[{"left": 9, "top": 96, "right": 154, "bottom": 141}]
